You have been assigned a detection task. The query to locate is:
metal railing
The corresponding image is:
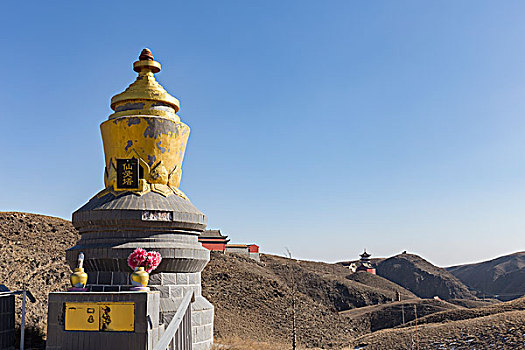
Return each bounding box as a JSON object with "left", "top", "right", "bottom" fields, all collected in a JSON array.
[
  {"left": 154, "top": 292, "right": 193, "bottom": 350},
  {"left": 0, "top": 289, "right": 36, "bottom": 350}
]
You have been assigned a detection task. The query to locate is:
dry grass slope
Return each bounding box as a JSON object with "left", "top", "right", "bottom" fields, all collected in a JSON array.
[
  {"left": 400, "top": 296, "right": 525, "bottom": 328},
  {"left": 203, "top": 252, "right": 361, "bottom": 349},
  {"left": 340, "top": 298, "right": 461, "bottom": 332},
  {"left": 352, "top": 309, "right": 525, "bottom": 350}
]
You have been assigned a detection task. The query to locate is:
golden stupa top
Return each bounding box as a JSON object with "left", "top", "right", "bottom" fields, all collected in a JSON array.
[{"left": 109, "top": 49, "right": 180, "bottom": 120}]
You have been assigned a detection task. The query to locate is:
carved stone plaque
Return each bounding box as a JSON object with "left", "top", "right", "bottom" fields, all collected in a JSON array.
[{"left": 142, "top": 211, "right": 173, "bottom": 221}]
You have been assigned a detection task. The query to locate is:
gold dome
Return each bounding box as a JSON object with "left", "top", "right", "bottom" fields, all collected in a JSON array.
[{"left": 109, "top": 49, "right": 180, "bottom": 120}]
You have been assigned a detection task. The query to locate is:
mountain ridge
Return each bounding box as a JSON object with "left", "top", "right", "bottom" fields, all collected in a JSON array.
[
  {"left": 376, "top": 253, "right": 477, "bottom": 300},
  {"left": 447, "top": 251, "right": 525, "bottom": 301}
]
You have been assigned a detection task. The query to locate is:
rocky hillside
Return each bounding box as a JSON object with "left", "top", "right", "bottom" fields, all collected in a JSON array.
[
  {"left": 0, "top": 212, "right": 78, "bottom": 344},
  {"left": 345, "top": 271, "right": 416, "bottom": 299},
  {"left": 351, "top": 297, "right": 525, "bottom": 350},
  {"left": 202, "top": 252, "right": 419, "bottom": 348},
  {"left": 261, "top": 254, "right": 416, "bottom": 309},
  {"left": 376, "top": 253, "right": 477, "bottom": 300},
  {"left": 447, "top": 252, "right": 525, "bottom": 301}
]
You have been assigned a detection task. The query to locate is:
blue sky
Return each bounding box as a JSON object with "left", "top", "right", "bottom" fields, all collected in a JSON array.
[{"left": 2, "top": 1, "right": 525, "bottom": 266}]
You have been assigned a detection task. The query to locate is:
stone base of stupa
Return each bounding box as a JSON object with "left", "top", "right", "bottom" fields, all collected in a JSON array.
[{"left": 66, "top": 190, "right": 214, "bottom": 349}]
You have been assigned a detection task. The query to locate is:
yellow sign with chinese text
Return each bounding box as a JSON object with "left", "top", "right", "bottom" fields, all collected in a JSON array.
[{"left": 64, "top": 302, "right": 135, "bottom": 332}]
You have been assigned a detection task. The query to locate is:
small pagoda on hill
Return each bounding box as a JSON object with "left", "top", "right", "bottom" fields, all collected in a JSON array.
[{"left": 356, "top": 249, "right": 376, "bottom": 274}]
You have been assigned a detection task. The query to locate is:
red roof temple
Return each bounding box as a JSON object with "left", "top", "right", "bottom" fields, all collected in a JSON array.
[
  {"left": 199, "top": 229, "right": 260, "bottom": 261},
  {"left": 198, "top": 229, "right": 230, "bottom": 251}
]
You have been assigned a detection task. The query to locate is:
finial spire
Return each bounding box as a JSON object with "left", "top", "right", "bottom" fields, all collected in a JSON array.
[
  {"left": 133, "top": 49, "right": 160, "bottom": 74},
  {"left": 139, "top": 48, "right": 154, "bottom": 61},
  {"left": 109, "top": 48, "right": 180, "bottom": 118}
]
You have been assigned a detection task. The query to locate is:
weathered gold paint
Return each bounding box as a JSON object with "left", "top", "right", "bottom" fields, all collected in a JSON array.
[
  {"left": 111, "top": 58, "right": 180, "bottom": 117},
  {"left": 98, "top": 49, "right": 191, "bottom": 200},
  {"left": 65, "top": 302, "right": 135, "bottom": 332}
]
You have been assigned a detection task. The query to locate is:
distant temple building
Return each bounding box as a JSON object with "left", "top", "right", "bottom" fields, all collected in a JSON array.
[
  {"left": 199, "top": 229, "right": 230, "bottom": 251},
  {"left": 198, "top": 229, "right": 260, "bottom": 261},
  {"left": 356, "top": 250, "right": 376, "bottom": 274}
]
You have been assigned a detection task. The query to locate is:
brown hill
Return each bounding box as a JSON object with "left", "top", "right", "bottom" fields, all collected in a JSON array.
[
  {"left": 203, "top": 252, "right": 356, "bottom": 348},
  {"left": 446, "top": 298, "right": 500, "bottom": 309},
  {"left": 0, "top": 212, "right": 78, "bottom": 345},
  {"left": 345, "top": 271, "right": 416, "bottom": 299},
  {"left": 376, "top": 253, "right": 477, "bottom": 300},
  {"left": 202, "top": 252, "right": 419, "bottom": 348},
  {"left": 447, "top": 252, "right": 525, "bottom": 301},
  {"left": 399, "top": 295, "right": 525, "bottom": 328},
  {"left": 261, "top": 254, "right": 416, "bottom": 310},
  {"left": 351, "top": 307, "right": 525, "bottom": 350},
  {"left": 340, "top": 298, "right": 460, "bottom": 332}
]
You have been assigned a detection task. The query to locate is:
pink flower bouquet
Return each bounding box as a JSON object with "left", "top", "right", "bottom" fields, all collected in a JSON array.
[{"left": 127, "top": 248, "right": 162, "bottom": 273}]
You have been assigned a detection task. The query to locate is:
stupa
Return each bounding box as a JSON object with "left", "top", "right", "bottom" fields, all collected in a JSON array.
[{"left": 65, "top": 49, "right": 214, "bottom": 349}]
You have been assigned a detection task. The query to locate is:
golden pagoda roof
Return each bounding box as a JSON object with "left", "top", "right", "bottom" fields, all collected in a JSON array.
[{"left": 109, "top": 49, "right": 180, "bottom": 119}]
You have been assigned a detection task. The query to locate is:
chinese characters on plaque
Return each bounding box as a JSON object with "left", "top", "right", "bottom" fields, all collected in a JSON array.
[{"left": 116, "top": 158, "right": 139, "bottom": 190}]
